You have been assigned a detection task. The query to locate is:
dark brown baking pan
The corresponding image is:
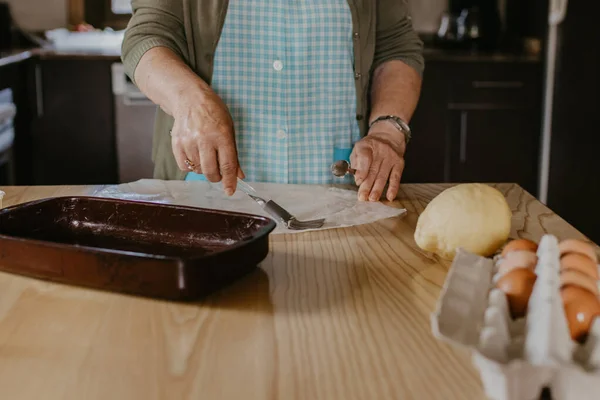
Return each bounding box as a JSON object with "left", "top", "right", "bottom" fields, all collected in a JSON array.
[{"left": 0, "top": 196, "right": 276, "bottom": 301}]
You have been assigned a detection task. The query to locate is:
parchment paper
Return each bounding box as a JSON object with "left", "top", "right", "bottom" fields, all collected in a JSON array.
[{"left": 95, "top": 179, "right": 406, "bottom": 234}]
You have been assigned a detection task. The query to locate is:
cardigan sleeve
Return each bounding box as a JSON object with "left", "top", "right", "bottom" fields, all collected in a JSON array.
[
  {"left": 373, "top": 0, "right": 425, "bottom": 76},
  {"left": 121, "top": 0, "right": 189, "bottom": 84}
]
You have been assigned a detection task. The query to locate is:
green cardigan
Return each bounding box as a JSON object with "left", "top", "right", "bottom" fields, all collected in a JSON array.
[{"left": 121, "top": 0, "right": 425, "bottom": 180}]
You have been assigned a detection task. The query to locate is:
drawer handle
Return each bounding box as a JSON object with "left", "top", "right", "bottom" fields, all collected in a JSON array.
[
  {"left": 460, "top": 111, "right": 468, "bottom": 163},
  {"left": 35, "top": 64, "right": 44, "bottom": 118},
  {"left": 472, "top": 81, "right": 524, "bottom": 89}
]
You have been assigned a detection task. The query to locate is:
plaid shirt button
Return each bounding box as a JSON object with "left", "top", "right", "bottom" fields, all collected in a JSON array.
[{"left": 276, "top": 130, "right": 287, "bottom": 139}]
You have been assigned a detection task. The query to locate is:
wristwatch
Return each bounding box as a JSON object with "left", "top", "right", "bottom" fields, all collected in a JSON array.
[{"left": 369, "top": 115, "right": 412, "bottom": 144}]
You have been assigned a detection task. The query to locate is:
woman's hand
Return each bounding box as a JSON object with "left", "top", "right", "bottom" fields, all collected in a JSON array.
[
  {"left": 350, "top": 126, "right": 406, "bottom": 202},
  {"left": 171, "top": 87, "right": 244, "bottom": 196}
]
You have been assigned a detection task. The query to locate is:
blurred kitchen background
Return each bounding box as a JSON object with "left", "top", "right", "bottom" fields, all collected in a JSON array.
[{"left": 0, "top": 0, "right": 597, "bottom": 242}]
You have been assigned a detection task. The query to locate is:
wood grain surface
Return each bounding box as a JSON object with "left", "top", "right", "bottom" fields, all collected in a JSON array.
[{"left": 0, "top": 183, "right": 593, "bottom": 400}]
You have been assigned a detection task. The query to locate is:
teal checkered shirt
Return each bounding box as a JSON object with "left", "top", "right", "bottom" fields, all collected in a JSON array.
[{"left": 186, "top": 0, "right": 361, "bottom": 184}]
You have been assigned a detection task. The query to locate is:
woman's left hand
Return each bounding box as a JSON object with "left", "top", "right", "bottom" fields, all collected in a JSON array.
[{"left": 350, "top": 128, "right": 407, "bottom": 202}]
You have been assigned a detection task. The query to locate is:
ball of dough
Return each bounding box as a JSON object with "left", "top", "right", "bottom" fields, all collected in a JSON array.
[{"left": 414, "top": 184, "right": 512, "bottom": 260}]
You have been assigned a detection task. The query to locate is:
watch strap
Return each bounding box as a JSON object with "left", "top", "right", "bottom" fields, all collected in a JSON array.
[{"left": 369, "top": 115, "right": 412, "bottom": 144}]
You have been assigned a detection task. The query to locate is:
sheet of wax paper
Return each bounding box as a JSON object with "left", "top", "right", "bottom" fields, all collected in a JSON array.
[{"left": 94, "top": 179, "right": 406, "bottom": 235}]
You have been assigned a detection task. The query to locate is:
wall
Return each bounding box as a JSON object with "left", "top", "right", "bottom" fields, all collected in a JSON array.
[
  {"left": 408, "top": 0, "right": 447, "bottom": 34},
  {"left": 5, "top": 0, "right": 67, "bottom": 31},
  {"left": 5, "top": 0, "right": 448, "bottom": 34}
]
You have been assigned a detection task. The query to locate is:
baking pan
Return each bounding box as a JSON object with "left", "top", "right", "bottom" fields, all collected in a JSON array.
[{"left": 0, "top": 196, "right": 276, "bottom": 301}]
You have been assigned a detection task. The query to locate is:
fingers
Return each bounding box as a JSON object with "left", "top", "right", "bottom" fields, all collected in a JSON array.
[
  {"left": 218, "top": 142, "right": 239, "bottom": 196},
  {"left": 369, "top": 163, "right": 392, "bottom": 202},
  {"left": 352, "top": 136, "right": 406, "bottom": 202},
  {"left": 171, "top": 125, "right": 242, "bottom": 197},
  {"left": 351, "top": 146, "right": 372, "bottom": 186},
  {"left": 171, "top": 89, "right": 242, "bottom": 191},
  {"left": 386, "top": 161, "right": 404, "bottom": 202},
  {"left": 199, "top": 144, "right": 220, "bottom": 182},
  {"left": 172, "top": 138, "right": 189, "bottom": 172},
  {"left": 172, "top": 133, "right": 199, "bottom": 173},
  {"left": 184, "top": 141, "right": 202, "bottom": 173},
  {"left": 358, "top": 159, "right": 382, "bottom": 202}
]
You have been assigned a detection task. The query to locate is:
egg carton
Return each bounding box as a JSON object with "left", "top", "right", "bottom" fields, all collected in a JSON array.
[{"left": 431, "top": 234, "right": 600, "bottom": 400}]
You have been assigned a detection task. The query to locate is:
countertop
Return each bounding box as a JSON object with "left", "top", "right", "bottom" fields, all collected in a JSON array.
[
  {"left": 0, "top": 183, "right": 592, "bottom": 400},
  {"left": 0, "top": 44, "right": 540, "bottom": 69},
  {"left": 0, "top": 47, "right": 121, "bottom": 68},
  {"left": 422, "top": 46, "right": 542, "bottom": 63},
  {"left": 419, "top": 33, "right": 542, "bottom": 63},
  {"left": 35, "top": 47, "right": 122, "bottom": 61},
  {"left": 0, "top": 49, "right": 36, "bottom": 68}
]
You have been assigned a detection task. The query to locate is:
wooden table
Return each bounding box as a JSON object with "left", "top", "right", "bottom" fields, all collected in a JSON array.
[{"left": 0, "top": 184, "right": 593, "bottom": 400}]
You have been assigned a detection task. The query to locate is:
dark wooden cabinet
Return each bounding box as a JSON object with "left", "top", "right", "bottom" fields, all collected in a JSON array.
[
  {"left": 446, "top": 107, "right": 539, "bottom": 193},
  {"left": 28, "top": 58, "right": 118, "bottom": 185},
  {"left": 403, "top": 62, "right": 447, "bottom": 184},
  {"left": 0, "top": 61, "right": 31, "bottom": 185},
  {"left": 404, "top": 57, "right": 543, "bottom": 196}
]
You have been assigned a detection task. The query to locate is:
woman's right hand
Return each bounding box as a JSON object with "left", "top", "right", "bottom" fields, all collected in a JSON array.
[{"left": 170, "top": 86, "right": 244, "bottom": 196}]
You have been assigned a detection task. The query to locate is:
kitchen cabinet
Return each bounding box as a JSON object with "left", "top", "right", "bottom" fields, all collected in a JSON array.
[
  {"left": 28, "top": 58, "right": 118, "bottom": 185},
  {"left": 0, "top": 57, "right": 34, "bottom": 185},
  {"left": 403, "top": 57, "right": 543, "bottom": 196},
  {"left": 402, "top": 62, "right": 447, "bottom": 184},
  {"left": 447, "top": 107, "right": 539, "bottom": 193}
]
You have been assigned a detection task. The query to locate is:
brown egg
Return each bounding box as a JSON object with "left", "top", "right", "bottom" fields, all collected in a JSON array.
[
  {"left": 560, "top": 253, "right": 599, "bottom": 280},
  {"left": 560, "top": 269, "right": 599, "bottom": 296},
  {"left": 501, "top": 239, "right": 538, "bottom": 258},
  {"left": 498, "top": 251, "right": 538, "bottom": 277},
  {"left": 559, "top": 239, "right": 599, "bottom": 264},
  {"left": 496, "top": 268, "right": 537, "bottom": 319},
  {"left": 561, "top": 285, "right": 586, "bottom": 306},
  {"left": 561, "top": 285, "right": 600, "bottom": 343}
]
